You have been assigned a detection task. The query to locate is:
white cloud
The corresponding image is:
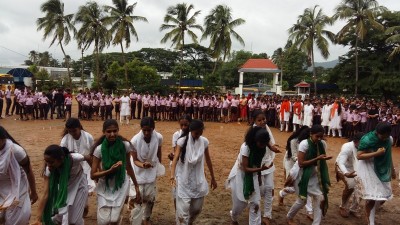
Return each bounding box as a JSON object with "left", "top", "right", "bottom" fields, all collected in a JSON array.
[{"left": 0, "top": 0, "right": 399, "bottom": 65}]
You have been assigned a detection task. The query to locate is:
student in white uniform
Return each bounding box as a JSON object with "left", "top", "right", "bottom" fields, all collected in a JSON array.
[
  {"left": 168, "top": 115, "right": 192, "bottom": 209},
  {"left": 357, "top": 123, "right": 395, "bottom": 225},
  {"left": 0, "top": 126, "right": 38, "bottom": 225},
  {"left": 252, "top": 110, "right": 281, "bottom": 225},
  {"left": 60, "top": 118, "right": 95, "bottom": 216},
  {"left": 287, "top": 125, "right": 332, "bottom": 225},
  {"left": 34, "top": 145, "right": 89, "bottom": 225},
  {"left": 120, "top": 92, "right": 131, "bottom": 125},
  {"left": 171, "top": 119, "right": 217, "bottom": 225},
  {"left": 335, "top": 132, "right": 363, "bottom": 218},
  {"left": 91, "top": 119, "right": 140, "bottom": 225},
  {"left": 302, "top": 99, "right": 314, "bottom": 127},
  {"left": 227, "top": 126, "right": 273, "bottom": 225},
  {"left": 130, "top": 117, "right": 163, "bottom": 225}
]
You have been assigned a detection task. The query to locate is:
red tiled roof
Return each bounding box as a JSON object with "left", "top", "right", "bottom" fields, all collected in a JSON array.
[
  {"left": 294, "top": 81, "right": 310, "bottom": 87},
  {"left": 241, "top": 59, "right": 278, "bottom": 69}
]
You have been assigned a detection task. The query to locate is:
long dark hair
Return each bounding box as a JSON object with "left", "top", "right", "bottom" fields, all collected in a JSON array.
[
  {"left": 90, "top": 119, "right": 130, "bottom": 155},
  {"left": 244, "top": 126, "right": 270, "bottom": 148},
  {"left": 297, "top": 126, "right": 311, "bottom": 143},
  {"left": 0, "top": 126, "right": 23, "bottom": 147},
  {"left": 179, "top": 120, "right": 204, "bottom": 163},
  {"left": 62, "top": 118, "right": 83, "bottom": 137},
  {"left": 43, "top": 144, "right": 70, "bottom": 176},
  {"left": 286, "top": 126, "right": 309, "bottom": 159}
]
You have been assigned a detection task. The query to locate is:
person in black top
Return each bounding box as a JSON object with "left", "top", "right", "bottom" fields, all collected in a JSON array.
[{"left": 53, "top": 89, "right": 65, "bottom": 119}]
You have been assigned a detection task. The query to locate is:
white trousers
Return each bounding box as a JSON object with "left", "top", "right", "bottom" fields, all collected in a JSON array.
[
  {"left": 260, "top": 173, "right": 274, "bottom": 218},
  {"left": 230, "top": 183, "right": 261, "bottom": 225},
  {"left": 2, "top": 190, "right": 31, "bottom": 225},
  {"left": 130, "top": 182, "right": 156, "bottom": 224},
  {"left": 287, "top": 194, "right": 323, "bottom": 225},
  {"left": 176, "top": 196, "right": 204, "bottom": 225}
]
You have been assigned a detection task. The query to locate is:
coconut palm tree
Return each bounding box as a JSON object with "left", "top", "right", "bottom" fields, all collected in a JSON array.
[
  {"left": 104, "top": 0, "right": 148, "bottom": 85},
  {"left": 201, "top": 5, "right": 245, "bottom": 73},
  {"left": 333, "top": 0, "right": 385, "bottom": 95},
  {"left": 386, "top": 26, "right": 400, "bottom": 60},
  {"left": 288, "top": 5, "right": 335, "bottom": 95},
  {"left": 75, "top": 1, "right": 111, "bottom": 85},
  {"left": 37, "top": 0, "right": 75, "bottom": 87}
]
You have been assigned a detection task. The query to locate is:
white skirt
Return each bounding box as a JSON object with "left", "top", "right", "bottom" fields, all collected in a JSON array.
[
  {"left": 292, "top": 114, "right": 302, "bottom": 124},
  {"left": 357, "top": 159, "right": 392, "bottom": 201},
  {"left": 329, "top": 114, "right": 342, "bottom": 129}
]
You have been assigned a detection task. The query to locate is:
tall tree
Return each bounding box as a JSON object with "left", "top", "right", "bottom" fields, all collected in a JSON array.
[
  {"left": 386, "top": 25, "right": 400, "bottom": 60},
  {"left": 29, "top": 50, "right": 39, "bottom": 65},
  {"left": 160, "top": 3, "right": 203, "bottom": 86},
  {"left": 333, "top": 0, "right": 385, "bottom": 95},
  {"left": 288, "top": 5, "right": 335, "bottom": 95},
  {"left": 104, "top": 0, "right": 148, "bottom": 85},
  {"left": 37, "top": 0, "right": 76, "bottom": 87},
  {"left": 201, "top": 5, "right": 245, "bottom": 73},
  {"left": 75, "top": 1, "right": 111, "bottom": 86}
]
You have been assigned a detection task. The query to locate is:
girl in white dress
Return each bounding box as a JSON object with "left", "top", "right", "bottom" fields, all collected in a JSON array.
[
  {"left": 130, "top": 117, "right": 163, "bottom": 225},
  {"left": 287, "top": 125, "right": 332, "bottom": 225},
  {"left": 357, "top": 123, "right": 395, "bottom": 225},
  {"left": 60, "top": 118, "right": 95, "bottom": 216},
  {"left": 34, "top": 145, "right": 89, "bottom": 225},
  {"left": 227, "top": 126, "right": 272, "bottom": 225},
  {"left": 0, "top": 126, "right": 38, "bottom": 225},
  {"left": 91, "top": 119, "right": 140, "bottom": 225},
  {"left": 171, "top": 119, "right": 217, "bottom": 225},
  {"left": 329, "top": 99, "right": 343, "bottom": 137},
  {"left": 120, "top": 92, "right": 131, "bottom": 125},
  {"left": 169, "top": 115, "right": 192, "bottom": 209},
  {"left": 252, "top": 110, "right": 281, "bottom": 225}
]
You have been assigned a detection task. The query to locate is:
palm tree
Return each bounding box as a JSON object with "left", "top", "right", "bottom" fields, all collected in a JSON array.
[
  {"left": 75, "top": 1, "right": 111, "bottom": 85},
  {"left": 386, "top": 26, "right": 400, "bottom": 60},
  {"left": 272, "top": 47, "right": 284, "bottom": 86},
  {"left": 201, "top": 5, "right": 245, "bottom": 73},
  {"left": 160, "top": 3, "right": 203, "bottom": 82},
  {"left": 37, "top": 0, "right": 76, "bottom": 87},
  {"left": 333, "top": 0, "right": 385, "bottom": 95},
  {"left": 104, "top": 0, "right": 148, "bottom": 85},
  {"left": 29, "top": 50, "right": 39, "bottom": 65},
  {"left": 288, "top": 5, "right": 335, "bottom": 95}
]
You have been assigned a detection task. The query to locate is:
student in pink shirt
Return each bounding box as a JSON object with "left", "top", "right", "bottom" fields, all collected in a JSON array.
[
  {"left": 24, "top": 93, "right": 34, "bottom": 120},
  {"left": 64, "top": 95, "right": 73, "bottom": 121},
  {"left": 351, "top": 108, "right": 361, "bottom": 136}
]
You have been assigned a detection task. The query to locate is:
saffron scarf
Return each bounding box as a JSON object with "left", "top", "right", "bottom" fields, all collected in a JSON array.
[
  {"left": 358, "top": 131, "right": 392, "bottom": 182},
  {"left": 42, "top": 155, "right": 71, "bottom": 225},
  {"left": 330, "top": 102, "right": 338, "bottom": 118},
  {"left": 293, "top": 101, "right": 302, "bottom": 119},
  {"left": 243, "top": 144, "right": 266, "bottom": 200},
  {"left": 280, "top": 100, "right": 290, "bottom": 119},
  {"left": 101, "top": 137, "right": 126, "bottom": 192},
  {"left": 298, "top": 139, "right": 330, "bottom": 216}
]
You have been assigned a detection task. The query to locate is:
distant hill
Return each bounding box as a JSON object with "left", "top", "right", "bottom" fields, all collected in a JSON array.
[{"left": 313, "top": 59, "right": 339, "bottom": 69}]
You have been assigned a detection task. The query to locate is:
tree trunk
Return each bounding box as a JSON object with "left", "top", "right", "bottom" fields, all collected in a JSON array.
[
  {"left": 355, "top": 37, "right": 359, "bottom": 96},
  {"left": 59, "top": 41, "right": 72, "bottom": 89},
  {"left": 311, "top": 48, "right": 317, "bottom": 96},
  {"left": 95, "top": 40, "right": 100, "bottom": 87},
  {"left": 81, "top": 49, "right": 85, "bottom": 90},
  {"left": 179, "top": 32, "right": 184, "bottom": 91},
  {"left": 120, "top": 42, "right": 128, "bottom": 87}
]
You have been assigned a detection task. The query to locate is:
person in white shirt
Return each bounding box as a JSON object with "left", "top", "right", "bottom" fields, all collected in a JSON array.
[
  {"left": 171, "top": 119, "right": 217, "bottom": 225},
  {"left": 335, "top": 132, "right": 364, "bottom": 218},
  {"left": 130, "top": 117, "right": 163, "bottom": 225},
  {"left": 321, "top": 100, "right": 332, "bottom": 135},
  {"left": 302, "top": 99, "right": 314, "bottom": 127}
]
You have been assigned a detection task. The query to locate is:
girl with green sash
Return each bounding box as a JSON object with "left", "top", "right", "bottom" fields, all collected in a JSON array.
[
  {"left": 34, "top": 144, "right": 89, "bottom": 225},
  {"left": 226, "top": 126, "right": 273, "bottom": 225},
  {"left": 91, "top": 119, "right": 140, "bottom": 225},
  {"left": 356, "top": 122, "right": 395, "bottom": 225},
  {"left": 287, "top": 125, "right": 332, "bottom": 225}
]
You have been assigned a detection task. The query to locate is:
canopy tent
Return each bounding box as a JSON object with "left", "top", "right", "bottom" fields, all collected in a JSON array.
[
  {"left": 6, "top": 68, "right": 33, "bottom": 82},
  {"left": 237, "top": 59, "right": 281, "bottom": 95}
]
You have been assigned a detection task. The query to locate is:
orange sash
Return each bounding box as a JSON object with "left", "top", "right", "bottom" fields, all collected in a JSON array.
[
  {"left": 281, "top": 100, "right": 290, "bottom": 119},
  {"left": 330, "top": 102, "right": 338, "bottom": 118}
]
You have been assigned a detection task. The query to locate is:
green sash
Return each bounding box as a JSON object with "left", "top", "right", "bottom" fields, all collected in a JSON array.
[
  {"left": 101, "top": 137, "right": 126, "bottom": 192},
  {"left": 42, "top": 155, "right": 71, "bottom": 225},
  {"left": 358, "top": 131, "right": 392, "bottom": 182},
  {"left": 298, "top": 139, "right": 330, "bottom": 215},
  {"left": 243, "top": 144, "right": 266, "bottom": 200}
]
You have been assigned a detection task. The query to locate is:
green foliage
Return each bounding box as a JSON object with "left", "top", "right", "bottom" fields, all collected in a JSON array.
[
  {"left": 133, "top": 48, "right": 179, "bottom": 72},
  {"left": 125, "top": 59, "right": 160, "bottom": 90},
  {"left": 172, "top": 62, "right": 198, "bottom": 80}
]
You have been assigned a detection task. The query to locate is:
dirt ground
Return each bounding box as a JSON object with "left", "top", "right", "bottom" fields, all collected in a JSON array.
[{"left": 2, "top": 108, "right": 400, "bottom": 225}]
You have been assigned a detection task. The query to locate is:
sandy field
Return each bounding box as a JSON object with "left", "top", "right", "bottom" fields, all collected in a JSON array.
[{"left": 1, "top": 108, "right": 400, "bottom": 225}]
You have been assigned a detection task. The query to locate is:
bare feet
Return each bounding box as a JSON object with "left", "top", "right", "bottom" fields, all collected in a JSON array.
[
  {"left": 339, "top": 206, "right": 349, "bottom": 218},
  {"left": 350, "top": 210, "right": 362, "bottom": 218},
  {"left": 83, "top": 205, "right": 89, "bottom": 217},
  {"left": 287, "top": 218, "right": 297, "bottom": 225},
  {"left": 231, "top": 221, "right": 239, "bottom": 225},
  {"left": 278, "top": 194, "right": 284, "bottom": 206},
  {"left": 143, "top": 220, "right": 152, "bottom": 225},
  {"left": 306, "top": 213, "right": 314, "bottom": 221},
  {"left": 262, "top": 217, "right": 271, "bottom": 225}
]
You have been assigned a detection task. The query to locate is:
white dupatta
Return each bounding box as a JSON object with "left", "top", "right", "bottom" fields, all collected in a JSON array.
[
  {"left": 0, "top": 140, "right": 21, "bottom": 209},
  {"left": 180, "top": 134, "right": 205, "bottom": 186}
]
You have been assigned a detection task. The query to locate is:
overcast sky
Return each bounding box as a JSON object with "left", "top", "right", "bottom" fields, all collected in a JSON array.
[{"left": 0, "top": 0, "right": 399, "bottom": 66}]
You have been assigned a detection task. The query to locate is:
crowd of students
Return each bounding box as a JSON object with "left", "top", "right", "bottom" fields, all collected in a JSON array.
[{"left": 0, "top": 86, "right": 398, "bottom": 225}]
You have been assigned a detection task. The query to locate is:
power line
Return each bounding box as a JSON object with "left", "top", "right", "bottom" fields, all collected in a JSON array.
[{"left": 0, "top": 45, "right": 29, "bottom": 58}]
